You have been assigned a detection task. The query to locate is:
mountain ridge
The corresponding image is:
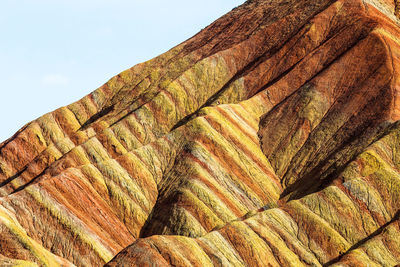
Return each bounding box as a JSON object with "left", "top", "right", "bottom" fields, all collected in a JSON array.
[{"left": 1, "top": 0, "right": 400, "bottom": 266}]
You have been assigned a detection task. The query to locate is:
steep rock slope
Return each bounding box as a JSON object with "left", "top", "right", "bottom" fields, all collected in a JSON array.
[{"left": 1, "top": 0, "right": 400, "bottom": 266}]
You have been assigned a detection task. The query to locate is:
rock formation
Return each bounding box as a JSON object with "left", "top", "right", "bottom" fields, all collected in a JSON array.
[{"left": 1, "top": 0, "right": 400, "bottom": 266}]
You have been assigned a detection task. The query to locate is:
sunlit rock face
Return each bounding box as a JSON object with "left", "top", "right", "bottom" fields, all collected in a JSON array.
[{"left": 1, "top": 0, "right": 400, "bottom": 266}]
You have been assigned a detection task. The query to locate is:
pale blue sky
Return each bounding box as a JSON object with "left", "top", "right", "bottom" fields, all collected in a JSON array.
[{"left": 0, "top": 0, "right": 244, "bottom": 143}]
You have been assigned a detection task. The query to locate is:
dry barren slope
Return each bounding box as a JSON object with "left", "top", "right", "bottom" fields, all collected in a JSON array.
[{"left": 0, "top": 0, "right": 400, "bottom": 266}]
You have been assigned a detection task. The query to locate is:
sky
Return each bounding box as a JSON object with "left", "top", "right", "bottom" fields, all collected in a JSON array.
[{"left": 0, "top": 0, "right": 244, "bottom": 143}]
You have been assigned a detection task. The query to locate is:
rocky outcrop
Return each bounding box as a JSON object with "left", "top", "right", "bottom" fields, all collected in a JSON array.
[{"left": 1, "top": 0, "right": 400, "bottom": 266}]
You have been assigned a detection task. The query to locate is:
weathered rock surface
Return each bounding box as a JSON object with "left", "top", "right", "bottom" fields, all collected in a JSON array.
[{"left": 1, "top": 0, "right": 400, "bottom": 266}]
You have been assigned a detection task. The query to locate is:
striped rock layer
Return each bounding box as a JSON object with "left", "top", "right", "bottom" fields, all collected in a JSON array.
[{"left": 1, "top": 0, "right": 400, "bottom": 266}]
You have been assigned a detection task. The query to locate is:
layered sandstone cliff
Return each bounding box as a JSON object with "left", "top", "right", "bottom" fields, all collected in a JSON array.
[{"left": 1, "top": 0, "right": 400, "bottom": 266}]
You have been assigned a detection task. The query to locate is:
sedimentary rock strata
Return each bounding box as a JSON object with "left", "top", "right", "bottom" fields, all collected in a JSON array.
[{"left": 1, "top": 0, "right": 400, "bottom": 266}]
